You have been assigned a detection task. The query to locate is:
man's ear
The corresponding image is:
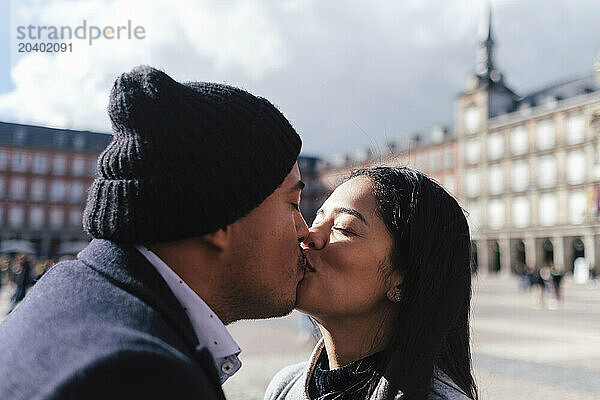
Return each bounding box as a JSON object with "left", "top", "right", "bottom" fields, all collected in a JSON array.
[{"left": 201, "top": 227, "right": 231, "bottom": 251}]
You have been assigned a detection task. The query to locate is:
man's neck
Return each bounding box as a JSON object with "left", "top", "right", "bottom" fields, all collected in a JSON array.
[{"left": 147, "top": 242, "right": 234, "bottom": 324}]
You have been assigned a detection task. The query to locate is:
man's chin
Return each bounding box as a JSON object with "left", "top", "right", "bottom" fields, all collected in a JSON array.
[
  {"left": 258, "top": 304, "right": 295, "bottom": 319},
  {"left": 246, "top": 298, "right": 296, "bottom": 320}
]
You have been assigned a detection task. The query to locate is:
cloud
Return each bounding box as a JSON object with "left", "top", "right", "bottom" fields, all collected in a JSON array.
[
  {"left": 1, "top": 0, "right": 290, "bottom": 131},
  {"left": 0, "top": 0, "right": 598, "bottom": 157}
]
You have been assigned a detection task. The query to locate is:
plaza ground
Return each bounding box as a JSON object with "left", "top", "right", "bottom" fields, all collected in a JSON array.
[{"left": 1, "top": 275, "right": 599, "bottom": 399}]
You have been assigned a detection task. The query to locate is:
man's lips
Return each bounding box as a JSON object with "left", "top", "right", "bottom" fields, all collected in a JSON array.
[{"left": 304, "top": 256, "right": 316, "bottom": 272}]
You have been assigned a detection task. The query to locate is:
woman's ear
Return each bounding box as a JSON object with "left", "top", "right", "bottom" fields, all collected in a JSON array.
[
  {"left": 201, "top": 227, "right": 231, "bottom": 251},
  {"left": 386, "top": 271, "right": 403, "bottom": 303}
]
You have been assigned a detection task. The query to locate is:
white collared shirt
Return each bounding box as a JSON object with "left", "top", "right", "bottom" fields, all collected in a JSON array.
[{"left": 135, "top": 245, "right": 241, "bottom": 384}]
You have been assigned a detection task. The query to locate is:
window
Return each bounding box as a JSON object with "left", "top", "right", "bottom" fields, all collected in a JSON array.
[
  {"left": 487, "top": 132, "right": 504, "bottom": 160},
  {"left": 73, "top": 135, "right": 86, "bottom": 151},
  {"left": 89, "top": 160, "right": 98, "bottom": 176},
  {"left": 464, "top": 106, "right": 480, "bottom": 134},
  {"left": 487, "top": 199, "right": 505, "bottom": 230},
  {"left": 72, "top": 157, "right": 86, "bottom": 176},
  {"left": 488, "top": 164, "right": 503, "bottom": 195},
  {"left": 465, "top": 139, "right": 480, "bottom": 164},
  {"left": 443, "top": 176, "right": 456, "bottom": 194},
  {"left": 8, "top": 206, "right": 25, "bottom": 227},
  {"left": 32, "top": 153, "right": 49, "bottom": 174},
  {"left": 54, "top": 133, "right": 67, "bottom": 147},
  {"left": 15, "top": 128, "right": 27, "bottom": 145},
  {"left": 566, "top": 151, "right": 586, "bottom": 185},
  {"left": 537, "top": 155, "right": 556, "bottom": 188},
  {"left": 30, "top": 207, "right": 45, "bottom": 228},
  {"left": 511, "top": 160, "right": 529, "bottom": 192},
  {"left": 10, "top": 178, "right": 26, "bottom": 200},
  {"left": 512, "top": 197, "right": 530, "bottom": 228},
  {"left": 429, "top": 150, "right": 440, "bottom": 172},
  {"left": 0, "top": 177, "right": 5, "bottom": 197},
  {"left": 69, "top": 208, "right": 82, "bottom": 227},
  {"left": 50, "top": 180, "right": 65, "bottom": 202},
  {"left": 0, "top": 150, "right": 7, "bottom": 170},
  {"left": 565, "top": 114, "right": 585, "bottom": 145},
  {"left": 510, "top": 126, "right": 528, "bottom": 155},
  {"left": 31, "top": 179, "right": 46, "bottom": 201},
  {"left": 568, "top": 190, "right": 586, "bottom": 225},
  {"left": 11, "top": 152, "right": 29, "bottom": 172},
  {"left": 465, "top": 168, "right": 480, "bottom": 197},
  {"left": 467, "top": 201, "right": 481, "bottom": 230},
  {"left": 69, "top": 182, "right": 84, "bottom": 202},
  {"left": 50, "top": 208, "right": 64, "bottom": 228},
  {"left": 443, "top": 147, "right": 454, "bottom": 170},
  {"left": 536, "top": 120, "right": 555, "bottom": 151},
  {"left": 539, "top": 194, "right": 557, "bottom": 226},
  {"left": 53, "top": 156, "right": 67, "bottom": 175}
]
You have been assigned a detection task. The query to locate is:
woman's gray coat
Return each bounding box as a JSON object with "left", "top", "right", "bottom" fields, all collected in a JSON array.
[{"left": 265, "top": 339, "right": 472, "bottom": 400}]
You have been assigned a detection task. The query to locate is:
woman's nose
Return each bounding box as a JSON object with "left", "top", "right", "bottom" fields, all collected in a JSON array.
[{"left": 302, "top": 228, "right": 326, "bottom": 250}]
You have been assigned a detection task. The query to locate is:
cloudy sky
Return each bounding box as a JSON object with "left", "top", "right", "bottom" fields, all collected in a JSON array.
[{"left": 0, "top": 0, "right": 598, "bottom": 158}]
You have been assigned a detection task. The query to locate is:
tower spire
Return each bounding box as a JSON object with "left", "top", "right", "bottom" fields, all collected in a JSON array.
[{"left": 477, "top": 3, "right": 495, "bottom": 78}]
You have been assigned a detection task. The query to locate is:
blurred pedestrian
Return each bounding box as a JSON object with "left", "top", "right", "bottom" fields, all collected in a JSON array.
[
  {"left": 0, "top": 255, "right": 11, "bottom": 292},
  {"left": 9, "top": 253, "right": 33, "bottom": 311},
  {"left": 539, "top": 265, "right": 554, "bottom": 309},
  {"left": 33, "top": 260, "right": 53, "bottom": 282},
  {"left": 529, "top": 266, "right": 547, "bottom": 309},
  {"left": 516, "top": 262, "right": 529, "bottom": 293},
  {"left": 526, "top": 264, "right": 537, "bottom": 292},
  {"left": 551, "top": 265, "right": 564, "bottom": 303}
]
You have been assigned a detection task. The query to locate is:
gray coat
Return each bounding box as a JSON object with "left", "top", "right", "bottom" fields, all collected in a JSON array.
[{"left": 265, "top": 339, "right": 471, "bottom": 400}]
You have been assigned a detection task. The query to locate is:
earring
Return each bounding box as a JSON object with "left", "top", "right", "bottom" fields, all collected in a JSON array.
[{"left": 392, "top": 289, "right": 402, "bottom": 303}]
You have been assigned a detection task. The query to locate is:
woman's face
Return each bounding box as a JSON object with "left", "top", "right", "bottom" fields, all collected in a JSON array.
[{"left": 297, "top": 176, "right": 400, "bottom": 321}]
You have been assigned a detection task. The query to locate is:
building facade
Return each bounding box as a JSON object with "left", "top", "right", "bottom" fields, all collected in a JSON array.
[
  {"left": 317, "top": 126, "right": 457, "bottom": 208},
  {"left": 456, "top": 11, "right": 600, "bottom": 276},
  {"left": 297, "top": 155, "right": 328, "bottom": 225},
  {"left": 0, "top": 121, "right": 111, "bottom": 258},
  {"left": 316, "top": 9, "right": 600, "bottom": 277}
]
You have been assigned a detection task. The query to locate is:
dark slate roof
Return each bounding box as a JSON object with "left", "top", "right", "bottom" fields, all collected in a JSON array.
[
  {"left": 0, "top": 121, "right": 111, "bottom": 153},
  {"left": 516, "top": 73, "right": 599, "bottom": 109},
  {"left": 475, "top": 72, "right": 519, "bottom": 97}
]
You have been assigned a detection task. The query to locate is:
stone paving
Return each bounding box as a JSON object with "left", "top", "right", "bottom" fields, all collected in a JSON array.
[{"left": 1, "top": 275, "right": 599, "bottom": 399}]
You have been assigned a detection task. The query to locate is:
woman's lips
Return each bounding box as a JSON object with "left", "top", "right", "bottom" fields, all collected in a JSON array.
[{"left": 305, "top": 257, "right": 316, "bottom": 272}]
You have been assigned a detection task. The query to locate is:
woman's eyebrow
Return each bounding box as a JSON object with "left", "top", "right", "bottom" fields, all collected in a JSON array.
[{"left": 333, "top": 207, "right": 368, "bottom": 226}]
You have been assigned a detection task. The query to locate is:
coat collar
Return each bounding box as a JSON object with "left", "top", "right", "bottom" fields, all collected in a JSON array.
[{"left": 77, "top": 239, "right": 225, "bottom": 396}]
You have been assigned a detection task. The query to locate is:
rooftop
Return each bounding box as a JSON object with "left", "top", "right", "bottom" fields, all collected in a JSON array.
[{"left": 0, "top": 121, "right": 111, "bottom": 153}]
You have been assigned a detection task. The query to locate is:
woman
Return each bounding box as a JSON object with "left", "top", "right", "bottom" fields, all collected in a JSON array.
[{"left": 266, "top": 166, "right": 477, "bottom": 400}]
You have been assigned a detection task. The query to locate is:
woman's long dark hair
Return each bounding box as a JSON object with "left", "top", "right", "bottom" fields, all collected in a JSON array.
[{"left": 350, "top": 166, "right": 477, "bottom": 400}]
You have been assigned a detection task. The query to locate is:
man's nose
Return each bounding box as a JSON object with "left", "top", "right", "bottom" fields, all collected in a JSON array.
[{"left": 296, "top": 213, "right": 310, "bottom": 243}]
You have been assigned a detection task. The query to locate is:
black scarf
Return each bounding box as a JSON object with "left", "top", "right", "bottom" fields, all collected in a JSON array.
[{"left": 308, "top": 348, "right": 383, "bottom": 400}]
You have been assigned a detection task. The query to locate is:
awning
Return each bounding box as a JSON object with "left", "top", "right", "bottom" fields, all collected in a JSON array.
[{"left": 0, "top": 240, "right": 36, "bottom": 254}]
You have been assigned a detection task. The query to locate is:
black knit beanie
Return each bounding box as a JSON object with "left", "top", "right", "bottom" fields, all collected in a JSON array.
[{"left": 83, "top": 65, "right": 301, "bottom": 244}]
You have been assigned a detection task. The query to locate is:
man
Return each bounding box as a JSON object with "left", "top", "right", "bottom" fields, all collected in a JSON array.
[{"left": 0, "top": 66, "right": 310, "bottom": 399}]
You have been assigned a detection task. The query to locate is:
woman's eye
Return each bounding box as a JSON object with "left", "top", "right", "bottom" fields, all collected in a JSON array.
[
  {"left": 291, "top": 203, "right": 300, "bottom": 211},
  {"left": 333, "top": 226, "right": 354, "bottom": 236}
]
